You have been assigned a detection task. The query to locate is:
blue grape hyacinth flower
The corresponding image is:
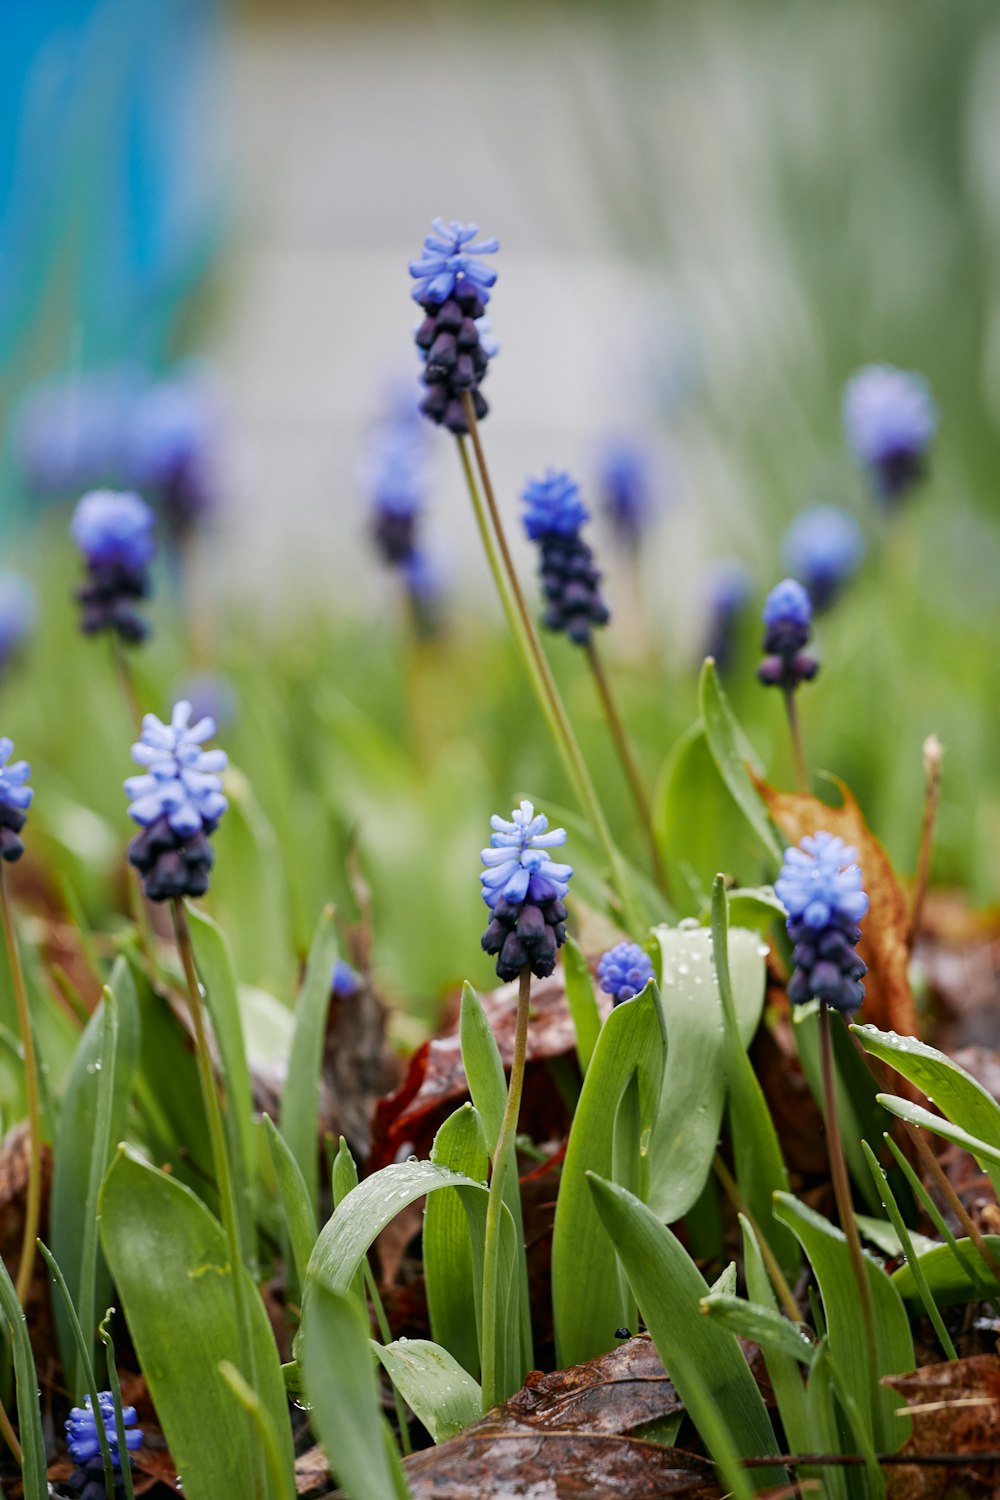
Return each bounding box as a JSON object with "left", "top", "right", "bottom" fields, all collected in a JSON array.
[
  {"left": 363, "top": 397, "right": 430, "bottom": 568},
  {"left": 776, "top": 831, "right": 869, "bottom": 1015},
  {"left": 481, "top": 801, "right": 572, "bottom": 981},
  {"left": 128, "top": 374, "right": 217, "bottom": 538},
  {"left": 597, "top": 942, "right": 654, "bottom": 1006},
  {"left": 843, "top": 364, "right": 936, "bottom": 504},
  {"left": 66, "top": 1390, "right": 142, "bottom": 1498},
  {"left": 703, "top": 558, "right": 751, "bottom": 672},
  {"left": 521, "top": 470, "right": 610, "bottom": 646},
  {"left": 411, "top": 219, "right": 498, "bottom": 434},
  {"left": 332, "top": 958, "right": 361, "bottom": 997},
  {"left": 124, "top": 701, "right": 228, "bottom": 901},
  {"left": 596, "top": 439, "right": 655, "bottom": 550},
  {"left": 71, "top": 489, "right": 157, "bottom": 643},
  {"left": 757, "top": 578, "right": 819, "bottom": 692},
  {"left": 783, "top": 505, "right": 864, "bottom": 612},
  {"left": 0, "top": 739, "right": 33, "bottom": 864}
]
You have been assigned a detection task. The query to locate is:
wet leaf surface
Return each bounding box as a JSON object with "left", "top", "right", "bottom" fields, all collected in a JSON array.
[
  {"left": 885, "top": 1355, "right": 1000, "bottom": 1498},
  {"left": 752, "top": 776, "right": 917, "bottom": 1035}
]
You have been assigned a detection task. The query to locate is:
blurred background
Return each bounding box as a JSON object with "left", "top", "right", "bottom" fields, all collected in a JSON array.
[{"left": 2, "top": 0, "right": 999, "bottom": 1013}]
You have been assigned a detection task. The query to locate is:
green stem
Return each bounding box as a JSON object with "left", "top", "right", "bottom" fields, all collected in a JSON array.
[
  {"left": 480, "top": 965, "right": 531, "bottom": 1410},
  {"left": 0, "top": 866, "right": 41, "bottom": 1308},
  {"left": 171, "top": 900, "right": 263, "bottom": 1497},
  {"left": 364, "top": 1263, "right": 412, "bottom": 1457},
  {"left": 819, "top": 1003, "right": 880, "bottom": 1433},
  {"left": 585, "top": 638, "right": 669, "bottom": 900},
  {"left": 783, "top": 688, "right": 809, "bottom": 794},
  {"left": 458, "top": 396, "right": 642, "bottom": 935}
]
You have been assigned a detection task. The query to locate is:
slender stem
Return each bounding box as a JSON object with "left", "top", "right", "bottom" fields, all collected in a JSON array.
[
  {"left": 364, "top": 1263, "right": 412, "bottom": 1456},
  {"left": 712, "top": 1152, "right": 801, "bottom": 1324},
  {"left": 819, "top": 1004, "right": 879, "bottom": 1418},
  {"left": 0, "top": 866, "right": 42, "bottom": 1307},
  {"left": 0, "top": 1388, "right": 20, "bottom": 1466},
  {"left": 908, "top": 1122, "right": 1000, "bottom": 1285},
  {"left": 783, "top": 688, "right": 809, "bottom": 794},
  {"left": 909, "top": 734, "right": 942, "bottom": 947},
  {"left": 171, "top": 900, "right": 263, "bottom": 1495},
  {"left": 585, "top": 638, "right": 669, "bottom": 899},
  {"left": 480, "top": 966, "right": 531, "bottom": 1410},
  {"left": 458, "top": 396, "right": 642, "bottom": 934}
]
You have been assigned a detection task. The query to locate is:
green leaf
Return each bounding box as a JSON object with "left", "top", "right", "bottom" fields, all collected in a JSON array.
[
  {"left": 647, "top": 924, "right": 765, "bottom": 1223},
  {"left": 586, "top": 1174, "right": 783, "bottom": 1484},
  {"left": 552, "top": 981, "right": 666, "bottom": 1367},
  {"left": 711, "top": 879, "right": 798, "bottom": 1281},
  {"left": 332, "top": 1135, "right": 360, "bottom": 1204},
  {"left": 373, "top": 1339, "right": 482, "bottom": 1443},
  {"left": 50, "top": 958, "right": 140, "bottom": 1396},
  {"left": 219, "top": 1362, "right": 296, "bottom": 1500},
  {"left": 704, "top": 886, "right": 786, "bottom": 932},
  {"left": 210, "top": 772, "right": 293, "bottom": 992},
  {"left": 773, "top": 1191, "right": 913, "bottom": 1450},
  {"left": 100, "top": 1147, "right": 295, "bottom": 1500},
  {"left": 185, "top": 904, "right": 258, "bottom": 1266},
  {"left": 876, "top": 1093, "right": 1000, "bottom": 1172},
  {"left": 794, "top": 1007, "right": 888, "bottom": 1213},
  {"left": 856, "top": 1215, "right": 937, "bottom": 1260},
  {"left": 425, "top": 1104, "right": 488, "bottom": 1379},
  {"left": 0, "top": 1252, "right": 46, "bottom": 1499},
  {"left": 281, "top": 906, "right": 339, "bottom": 1220},
  {"left": 264, "top": 1115, "right": 317, "bottom": 1295},
  {"left": 698, "top": 660, "right": 782, "bottom": 863},
  {"left": 700, "top": 1292, "right": 816, "bottom": 1366},
  {"left": 891, "top": 1236, "right": 1000, "bottom": 1307},
  {"left": 861, "top": 1140, "right": 957, "bottom": 1360},
  {"left": 855, "top": 1023, "right": 1000, "bottom": 1198},
  {"left": 300, "top": 1282, "right": 410, "bottom": 1500},
  {"left": 739, "top": 1216, "right": 812, "bottom": 1457},
  {"left": 38, "top": 1242, "right": 118, "bottom": 1494},
  {"left": 561, "top": 937, "right": 602, "bottom": 1075}
]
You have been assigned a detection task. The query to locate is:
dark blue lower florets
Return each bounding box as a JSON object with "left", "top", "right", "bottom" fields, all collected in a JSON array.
[
  {"left": 76, "top": 561, "right": 152, "bottom": 644},
  {"left": 127, "top": 815, "right": 219, "bottom": 901},
  {"left": 414, "top": 283, "right": 492, "bottom": 434},
  {"left": 537, "top": 532, "right": 610, "bottom": 646},
  {"left": 785, "top": 912, "right": 867, "bottom": 1015},
  {"left": 481, "top": 890, "right": 569, "bottom": 982}
]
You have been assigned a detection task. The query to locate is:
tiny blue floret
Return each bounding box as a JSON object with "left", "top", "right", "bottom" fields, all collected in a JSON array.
[
  {"left": 843, "top": 365, "right": 936, "bottom": 501},
  {"left": 71, "top": 490, "right": 156, "bottom": 572},
  {"left": 409, "top": 220, "right": 499, "bottom": 306},
  {"left": 783, "top": 505, "right": 864, "bottom": 612},
  {"left": 332, "top": 958, "right": 361, "bottom": 997},
  {"left": 776, "top": 831, "right": 869, "bottom": 1014},
  {"left": 522, "top": 470, "right": 590, "bottom": 540},
  {"left": 597, "top": 942, "right": 654, "bottom": 1006},
  {"left": 66, "top": 1390, "right": 142, "bottom": 1469}
]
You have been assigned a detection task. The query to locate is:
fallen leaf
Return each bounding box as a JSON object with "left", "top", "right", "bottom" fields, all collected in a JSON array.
[
  {"left": 885, "top": 1355, "right": 1000, "bottom": 1498},
  {"left": 369, "top": 971, "right": 609, "bottom": 1171},
  {"left": 752, "top": 775, "right": 917, "bottom": 1035},
  {"left": 295, "top": 1444, "right": 333, "bottom": 1496}
]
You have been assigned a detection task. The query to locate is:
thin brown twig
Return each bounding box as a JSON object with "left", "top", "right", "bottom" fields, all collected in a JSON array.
[{"left": 909, "top": 733, "right": 942, "bottom": 948}]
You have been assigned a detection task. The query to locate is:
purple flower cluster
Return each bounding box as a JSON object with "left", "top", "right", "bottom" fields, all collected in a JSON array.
[
  {"left": 843, "top": 365, "right": 936, "bottom": 504},
  {"left": 596, "top": 440, "right": 655, "bottom": 550},
  {"left": 597, "top": 942, "right": 654, "bottom": 1005},
  {"left": 0, "top": 739, "right": 33, "bottom": 863},
  {"left": 481, "top": 801, "right": 572, "bottom": 981},
  {"left": 783, "top": 505, "right": 864, "bottom": 612},
  {"left": 66, "top": 1390, "right": 142, "bottom": 1499},
  {"left": 776, "top": 832, "right": 869, "bottom": 1014},
  {"left": 125, "top": 701, "right": 228, "bottom": 901},
  {"left": 521, "top": 471, "right": 610, "bottom": 647},
  {"left": 411, "top": 220, "right": 499, "bottom": 435},
  {"left": 757, "top": 578, "right": 818, "bottom": 693},
  {"left": 71, "top": 490, "right": 157, "bottom": 643}
]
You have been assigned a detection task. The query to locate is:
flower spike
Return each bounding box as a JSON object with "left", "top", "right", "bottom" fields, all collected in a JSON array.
[
  {"left": 480, "top": 801, "right": 572, "bottom": 981},
  {"left": 776, "top": 831, "right": 869, "bottom": 1015},
  {"left": 125, "top": 701, "right": 228, "bottom": 901}
]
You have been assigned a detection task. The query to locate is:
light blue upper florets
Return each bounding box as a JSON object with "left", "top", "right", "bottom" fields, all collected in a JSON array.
[
  {"left": 0, "top": 739, "right": 32, "bottom": 815},
  {"left": 409, "top": 220, "right": 499, "bottom": 306},
  {"left": 480, "top": 800, "right": 573, "bottom": 910},
  {"left": 775, "top": 832, "right": 869, "bottom": 931},
  {"left": 522, "top": 470, "right": 589, "bottom": 540},
  {"left": 783, "top": 506, "right": 864, "bottom": 592},
  {"left": 843, "top": 365, "right": 936, "bottom": 470},
  {"left": 66, "top": 1390, "right": 142, "bottom": 1469},
  {"left": 124, "top": 701, "right": 228, "bottom": 837},
  {"left": 71, "top": 490, "right": 157, "bottom": 571},
  {"left": 597, "top": 942, "right": 654, "bottom": 1005},
  {"left": 762, "top": 577, "right": 812, "bottom": 631}
]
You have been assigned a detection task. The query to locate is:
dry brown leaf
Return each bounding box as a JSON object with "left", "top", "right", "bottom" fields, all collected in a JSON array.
[
  {"left": 885, "top": 1355, "right": 1000, "bottom": 1498},
  {"left": 752, "top": 775, "right": 917, "bottom": 1035}
]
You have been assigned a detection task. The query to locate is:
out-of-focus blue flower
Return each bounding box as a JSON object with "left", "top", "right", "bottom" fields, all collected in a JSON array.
[
  {"left": 776, "top": 832, "right": 869, "bottom": 1014},
  {"left": 332, "top": 958, "right": 361, "bottom": 997},
  {"left": 128, "top": 375, "right": 217, "bottom": 535},
  {"left": 0, "top": 573, "right": 36, "bottom": 671},
  {"left": 522, "top": 471, "right": 590, "bottom": 540},
  {"left": 12, "top": 370, "right": 139, "bottom": 497},
  {"left": 363, "top": 382, "right": 433, "bottom": 571},
  {"left": 173, "top": 672, "right": 238, "bottom": 731},
  {"left": 412, "top": 221, "right": 497, "bottom": 434},
  {"left": 125, "top": 702, "right": 228, "bottom": 902},
  {"left": 596, "top": 440, "right": 656, "bottom": 549},
  {"left": 597, "top": 942, "right": 654, "bottom": 1005},
  {"left": 480, "top": 801, "right": 572, "bottom": 981},
  {"left": 409, "top": 220, "right": 499, "bottom": 306},
  {"left": 758, "top": 578, "right": 818, "bottom": 692},
  {"left": 843, "top": 365, "right": 936, "bottom": 503},
  {"left": 703, "top": 559, "right": 752, "bottom": 672},
  {"left": 0, "top": 738, "right": 32, "bottom": 864},
  {"left": 783, "top": 505, "right": 865, "bottom": 611},
  {"left": 66, "top": 1390, "right": 142, "bottom": 1470},
  {"left": 71, "top": 491, "right": 156, "bottom": 572}
]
